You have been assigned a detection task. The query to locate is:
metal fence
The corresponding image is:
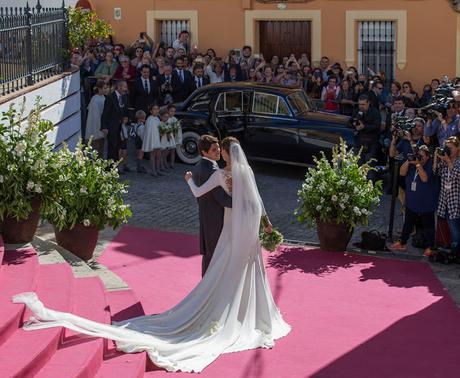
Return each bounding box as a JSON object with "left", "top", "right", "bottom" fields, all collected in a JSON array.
[{"left": 0, "top": 1, "right": 68, "bottom": 97}]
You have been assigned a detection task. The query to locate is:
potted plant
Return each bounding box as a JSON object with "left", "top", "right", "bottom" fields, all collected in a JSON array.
[
  {"left": 0, "top": 99, "right": 59, "bottom": 243},
  {"left": 295, "top": 140, "right": 382, "bottom": 251},
  {"left": 43, "top": 142, "right": 131, "bottom": 260}
]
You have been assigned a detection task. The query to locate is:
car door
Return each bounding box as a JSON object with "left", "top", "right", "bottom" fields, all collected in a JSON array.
[
  {"left": 245, "top": 91, "right": 299, "bottom": 161},
  {"left": 212, "top": 90, "right": 249, "bottom": 142}
]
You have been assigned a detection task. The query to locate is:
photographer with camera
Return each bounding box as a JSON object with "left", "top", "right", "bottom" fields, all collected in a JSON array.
[
  {"left": 434, "top": 136, "right": 460, "bottom": 257},
  {"left": 389, "top": 117, "right": 425, "bottom": 160},
  {"left": 424, "top": 100, "right": 460, "bottom": 148},
  {"left": 348, "top": 94, "right": 382, "bottom": 182},
  {"left": 389, "top": 146, "right": 437, "bottom": 255}
]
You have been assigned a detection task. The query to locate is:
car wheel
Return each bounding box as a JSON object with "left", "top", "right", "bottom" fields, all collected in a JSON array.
[{"left": 177, "top": 131, "right": 202, "bottom": 165}]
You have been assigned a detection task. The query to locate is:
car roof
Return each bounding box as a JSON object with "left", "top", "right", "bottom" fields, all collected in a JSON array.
[{"left": 195, "top": 82, "right": 301, "bottom": 96}]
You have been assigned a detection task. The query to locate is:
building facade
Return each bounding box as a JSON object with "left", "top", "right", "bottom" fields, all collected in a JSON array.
[{"left": 88, "top": 0, "right": 460, "bottom": 89}]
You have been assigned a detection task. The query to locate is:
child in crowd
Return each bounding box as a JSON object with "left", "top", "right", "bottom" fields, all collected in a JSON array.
[
  {"left": 142, "top": 104, "right": 163, "bottom": 177},
  {"left": 167, "top": 104, "right": 182, "bottom": 169},
  {"left": 159, "top": 108, "right": 174, "bottom": 173},
  {"left": 132, "top": 110, "right": 147, "bottom": 173},
  {"left": 118, "top": 112, "right": 132, "bottom": 173}
]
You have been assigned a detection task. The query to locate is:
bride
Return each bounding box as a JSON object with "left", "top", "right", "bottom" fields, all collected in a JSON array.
[{"left": 12, "top": 137, "right": 291, "bottom": 373}]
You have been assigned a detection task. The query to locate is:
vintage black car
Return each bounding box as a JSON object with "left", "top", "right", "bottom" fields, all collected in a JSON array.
[{"left": 175, "top": 82, "right": 354, "bottom": 166}]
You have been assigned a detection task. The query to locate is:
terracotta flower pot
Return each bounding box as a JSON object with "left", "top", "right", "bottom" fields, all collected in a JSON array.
[
  {"left": 316, "top": 218, "right": 354, "bottom": 252},
  {"left": 54, "top": 223, "right": 99, "bottom": 261},
  {"left": 2, "top": 197, "right": 42, "bottom": 244}
]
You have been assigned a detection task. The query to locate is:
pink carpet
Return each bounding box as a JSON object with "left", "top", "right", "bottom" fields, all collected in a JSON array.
[{"left": 98, "top": 226, "right": 460, "bottom": 378}]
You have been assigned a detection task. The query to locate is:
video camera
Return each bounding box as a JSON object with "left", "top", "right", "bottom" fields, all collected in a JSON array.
[
  {"left": 350, "top": 111, "right": 364, "bottom": 128},
  {"left": 392, "top": 115, "right": 416, "bottom": 138},
  {"left": 419, "top": 82, "right": 456, "bottom": 119}
]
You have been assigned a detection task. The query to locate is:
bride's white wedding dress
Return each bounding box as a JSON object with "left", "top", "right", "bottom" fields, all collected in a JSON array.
[{"left": 12, "top": 144, "right": 291, "bottom": 373}]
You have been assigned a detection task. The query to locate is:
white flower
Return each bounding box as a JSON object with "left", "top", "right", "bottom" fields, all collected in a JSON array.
[
  {"left": 320, "top": 197, "right": 325, "bottom": 203},
  {"left": 0, "top": 175, "right": 3, "bottom": 183},
  {"left": 353, "top": 207, "right": 361, "bottom": 216},
  {"left": 80, "top": 186, "right": 87, "bottom": 194},
  {"left": 34, "top": 184, "right": 42, "bottom": 194},
  {"left": 339, "top": 203, "right": 345, "bottom": 210},
  {"left": 343, "top": 194, "right": 349, "bottom": 202},
  {"left": 26, "top": 181, "right": 35, "bottom": 191},
  {"left": 106, "top": 210, "right": 112, "bottom": 218},
  {"left": 331, "top": 195, "right": 338, "bottom": 202},
  {"left": 83, "top": 219, "right": 90, "bottom": 227},
  {"left": 316, "top": 205, "right": 322, "bottom": 211},
  {"left": 14, "top": 141, "right": 26, "bottom": 156}
]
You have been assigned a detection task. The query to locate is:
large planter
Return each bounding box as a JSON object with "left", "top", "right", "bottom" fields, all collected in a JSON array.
[
  {"left": 1, "top": 197, "right": 42, "bottom": 244},
  {"left": 316, "top": 218, "right": 354, "bottom": 252},
  {"left": 54, "top": 224, "right": 99, "bottom": 261}
]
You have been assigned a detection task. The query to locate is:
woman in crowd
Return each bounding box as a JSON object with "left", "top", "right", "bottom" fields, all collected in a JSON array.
[
  {"left": 401, "top": 81, "right": 419, "bottom": 108},
  {"left": 142, "top": 104, "right": 163, "bottom": 177},
  {"left": 131, "top": 47, "right": 144, "bottom": 67},
  {"left": 337, "top": 79, "right": 355, "bottom": 116},
  {"left": 321, "top": 76, "right": 340, "bottom": 113},
  {"left": 85, "top": 80, "right": 109, "bottom": 157},
  {"left": 385, "top": 81, "right": 402, "bottom": 109},
  {"left": 114, "top": 55, "right": 136, "bottom": 85},
  {"left": 246, "top": 67, "right": 257, "bottom": 83},
  {"left": 95, "top": 50, "right": 118, "bottom": 83},
  {"left": 205, "top": 59, "right": 226, "bottom": 84},
  {"left": 390, "top": 145, "right": 437, "bottom": 256},
  {"left": 434, "top": 136, "right": 460, "bottom": 256},
  {"left": 154, "top": 56, "right": 166, "bottom": 76}
]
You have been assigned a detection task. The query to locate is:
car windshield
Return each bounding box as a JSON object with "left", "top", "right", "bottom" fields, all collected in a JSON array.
[{"left": 287, "top": 91, "right": 310, "bottom": 115}]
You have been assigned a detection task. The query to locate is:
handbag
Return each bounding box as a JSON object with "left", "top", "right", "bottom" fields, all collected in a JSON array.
[{"left": 354, "top": 230, "right": 387, "bottom": 251}]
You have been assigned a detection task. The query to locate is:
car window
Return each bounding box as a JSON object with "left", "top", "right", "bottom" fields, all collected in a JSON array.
[
  {"left": 188, "top": 91, "right": 214, "bottom": 112},
  {"left": 252, "top": 92, "right": 290, "bottom": 116},
  {"left": 287, "top": 91, "right": 310, "bottom": 115},
  {"left": 215, "top": 91, "right": 244, "bottom": 113}
]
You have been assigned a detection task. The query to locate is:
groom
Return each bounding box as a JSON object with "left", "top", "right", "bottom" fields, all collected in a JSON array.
[{"left": 193, "top": 135, "right": 232, "bottom": 277}]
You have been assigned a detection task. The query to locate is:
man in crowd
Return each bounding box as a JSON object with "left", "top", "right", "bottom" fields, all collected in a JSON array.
[
  {"left": 191, "top": 64, "right": 210, "bottom": 91},
  {"left": 158, "top": 65, "right": 174, "bottom": 105},
  {"left": 164, "top": 47, "right": 176, "bottom": 66},
  {"left": 172, "top": 57, "right": 193, "bottom": 102},
  {"left": 424, "top": 100, "right": 460, "bottom": 148},
  {"left": 173, "top": 31, "right": 189, "bottom": 53},
  {"left": 349, "top": 94, "right": 382, "bottom": 182},
  {"left": 367, "top": 80, "right": 384, "bottom": 110},
  {"left": 101, "top": 80, "right": 129, "bottom": 163},
  {"left": 132, "top": 64, "right": 158, "bottom": 113}
]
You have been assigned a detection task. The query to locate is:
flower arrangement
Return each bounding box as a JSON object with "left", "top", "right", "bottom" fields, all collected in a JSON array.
[
  {"left": 43, "top": 141, "right": 132, "bottom": 231},
  {"left": 170, "top": 119, "right": 182, "bottom": 137},
  {"left": 295, "top": 140, "right": 382, "bottom": 229},
  {"left": 158, "top": 121, "right": 173, "bottom": 142},
  {"left": 259, "top": 215, "right": 284, "bottom": 252},
  {"left": 0, "top": 98, "right": 60, "bottom": 221}
]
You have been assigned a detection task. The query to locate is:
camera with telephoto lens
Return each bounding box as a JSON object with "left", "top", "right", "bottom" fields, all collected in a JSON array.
[
  {"left": 350, "top": 111, "right": 364, "bottom": 128},
  {"left": 420, "top": 82, "right": 456, "bottom": 119},
  {"left": 392, "top": 116, "right": 415, "bottom": 138},
  {"left": 407, "top": 153, "right": 422, "bottom": 162},
  {"left": 436, "top": 146, "right": 452, "bottom": 157}
]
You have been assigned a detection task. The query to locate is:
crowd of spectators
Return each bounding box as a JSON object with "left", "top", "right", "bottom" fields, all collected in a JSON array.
[{"left": 70, "top": 30, "right": 460, "bottom": 260}]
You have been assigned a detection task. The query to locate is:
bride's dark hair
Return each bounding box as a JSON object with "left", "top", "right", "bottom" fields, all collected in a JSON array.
[{"left": 221, "top": 136, "right": 240, "bottom": 153}]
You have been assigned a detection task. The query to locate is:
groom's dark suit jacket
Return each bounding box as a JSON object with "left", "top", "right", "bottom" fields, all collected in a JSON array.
[{"left": 193, "top": 158, "right": 232, "bottom": 262}]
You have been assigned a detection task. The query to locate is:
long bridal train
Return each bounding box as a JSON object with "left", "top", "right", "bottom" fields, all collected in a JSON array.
[{"left": 12, "top": 143, "right": 290, "bottom": 373}]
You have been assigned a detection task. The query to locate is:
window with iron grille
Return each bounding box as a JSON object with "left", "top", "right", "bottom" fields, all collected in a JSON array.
[
  {"left": 358, "top": 21, "right": 396, "bottom": 80},
  {"left": 159, "top": 20, "right": 190, "bottom": 48}
]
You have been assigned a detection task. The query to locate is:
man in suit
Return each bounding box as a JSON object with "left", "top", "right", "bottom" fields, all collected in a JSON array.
[
  {"left": 190, "top": 63, "right": 210, "bottom": 92},
  {"left": 192, "top": 135, "right": 232, "bottom": 276},
  {"left": 101, "top": 80, "right": 129, "bottom": 163},
  {"left": 172, "top": 56, "right": 193, "bottom": 103},
  {"left": 132, "top": 64, "right": 158, "bottom": 113},
  {"left": 157, "top": 65, "right": 175, "bottom": 105}
]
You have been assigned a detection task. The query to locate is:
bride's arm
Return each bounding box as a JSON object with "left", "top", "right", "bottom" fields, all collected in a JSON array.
[{"left": 185, "top": 170, "right": 223, "bottom": 198}]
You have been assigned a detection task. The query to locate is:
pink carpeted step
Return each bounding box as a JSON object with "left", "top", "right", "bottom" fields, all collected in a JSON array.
[
  {"left": 0, "top": 248, "right": 38, "bottom": 346},
  {"left": 95, "top": 289, "right": 147, "bottom": 378},
  {"left": 0, "top": 262, "right": 73, "bottom": 377},
  {"left": 35, "top": 276, "right": 111, "bottom": 378}
]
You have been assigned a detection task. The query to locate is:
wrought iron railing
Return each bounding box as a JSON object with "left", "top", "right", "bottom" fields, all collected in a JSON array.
[{"left": 0, "top": 1, "right": 68, "bottom": 97}]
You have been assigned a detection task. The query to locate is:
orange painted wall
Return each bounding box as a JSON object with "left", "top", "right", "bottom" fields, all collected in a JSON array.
[{"left": 91, "top": 0, "right": 458, "bottom": 90}]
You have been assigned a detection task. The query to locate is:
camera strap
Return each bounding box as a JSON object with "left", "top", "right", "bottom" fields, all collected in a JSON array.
[{"left": 411, "top": 170, "right": 419, "bottom": 192}]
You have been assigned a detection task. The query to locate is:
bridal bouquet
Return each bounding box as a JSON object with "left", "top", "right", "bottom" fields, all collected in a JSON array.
[
  {"left": 259, "top": 215, "right": 284, "bottom": 252},
  {"left": 158, "top": 122, "right": 173, "bottom": 141}
]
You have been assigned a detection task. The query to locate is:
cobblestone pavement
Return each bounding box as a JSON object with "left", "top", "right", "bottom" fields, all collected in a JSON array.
[{"left": 119, "top": 148, "right": 460, "bottom": 307}]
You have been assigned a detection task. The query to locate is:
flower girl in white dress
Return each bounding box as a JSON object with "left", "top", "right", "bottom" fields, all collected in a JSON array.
[{"left": 142, "top": 104, "right": 162, "bottom": 177}]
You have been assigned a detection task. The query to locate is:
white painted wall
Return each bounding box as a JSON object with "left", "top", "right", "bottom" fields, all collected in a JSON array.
[{"left": 0, "top": 70, "right": 81, "bottom": 151}]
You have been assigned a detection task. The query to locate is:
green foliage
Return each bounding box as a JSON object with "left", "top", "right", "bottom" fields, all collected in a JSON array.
[
  {"left": 0, "top": 98, "right": 60, "bottom": 221},
  {"left": 295, "top": 140, "right": 382, "bottom": 229},
  {"left": 68, "top": 7, "right": 113, "bottom": 49},
  {"left": 43, "top": 141, "right": 132, "bottom": 231}
]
